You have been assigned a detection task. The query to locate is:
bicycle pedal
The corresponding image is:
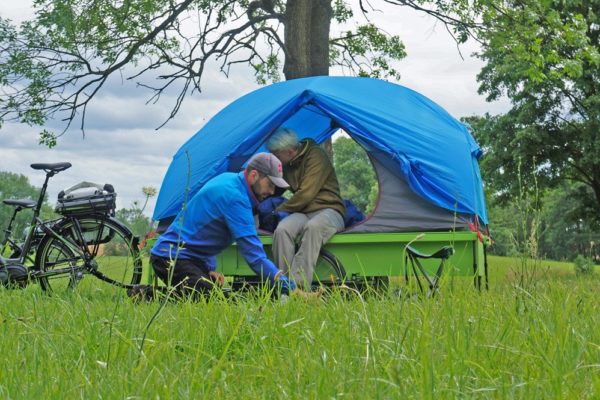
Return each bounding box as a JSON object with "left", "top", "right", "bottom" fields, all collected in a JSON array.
[{"left": 88, "top": 259, "right": 98, "bottom": 271}]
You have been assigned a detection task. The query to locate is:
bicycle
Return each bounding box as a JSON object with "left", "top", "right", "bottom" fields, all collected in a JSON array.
[{"left": 0, "top": 162, "right": 143, "bottom": 292}]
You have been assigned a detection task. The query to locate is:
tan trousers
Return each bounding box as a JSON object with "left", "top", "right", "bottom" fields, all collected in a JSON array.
[{"left": 272, "top": 208, "right": 344, "bottom": 288}]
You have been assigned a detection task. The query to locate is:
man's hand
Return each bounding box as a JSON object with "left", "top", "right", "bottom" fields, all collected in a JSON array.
[{"left": 208, "top": 271, "right": 225, "bottom": 286}]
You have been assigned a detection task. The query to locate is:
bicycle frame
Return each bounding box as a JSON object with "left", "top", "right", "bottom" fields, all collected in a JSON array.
[
  {"left": 1, "top": 211, "right": 23, "bottom": 259},
  {"left": 3, "top": 168, "right": 56, "bottom": 266}
]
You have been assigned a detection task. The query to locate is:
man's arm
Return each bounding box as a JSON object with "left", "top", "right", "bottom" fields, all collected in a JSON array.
[
  {"left": 205, "top": 256, "right": 217, "bottom": 271},
  {"left": 237, "top": 235, "right": 296, "bottom": 294},
  {"left": 222, "top": 198, "right": 296, "bottom": 293},
  {"left": 279, "top": 148, "right": 332, "bottom": 213}
]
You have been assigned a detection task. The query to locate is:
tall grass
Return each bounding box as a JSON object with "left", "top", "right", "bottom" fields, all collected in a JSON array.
[{"left": 0, "top": 256, "right": 598, "bottom": 399}]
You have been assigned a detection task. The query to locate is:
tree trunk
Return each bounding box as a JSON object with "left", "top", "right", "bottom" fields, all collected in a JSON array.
[
  {"left": 284, "top": 0, "right": 333, "bottom": 156},
  {"left": 283, "top": 0, "right": 331, "bottom": 79},
  {"left": 592, "top": 178, "right": 600, "bottom": 213}
]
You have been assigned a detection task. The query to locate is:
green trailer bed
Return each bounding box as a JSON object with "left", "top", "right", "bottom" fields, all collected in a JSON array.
[{"left": 217, "top": 230, "right": 487, "bottom": 289}]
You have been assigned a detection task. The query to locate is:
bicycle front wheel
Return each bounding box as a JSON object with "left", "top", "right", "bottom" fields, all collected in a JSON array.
[{"left": 35, "top": 216, "right": 142, "bottom": 293}]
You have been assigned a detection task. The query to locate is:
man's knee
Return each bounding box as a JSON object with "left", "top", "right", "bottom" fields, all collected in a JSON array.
[
  {"left": 274, "top": 218, "right": 300, "bottom": 239},
  {"left": 150, "top": 255, "right": 171, "bottom": 283},
  {"left": 302, "top": 218, "right": 322, "bottom": 234},
  {"left": 303, "top": 214, "right": 338, "bottom": 233}
]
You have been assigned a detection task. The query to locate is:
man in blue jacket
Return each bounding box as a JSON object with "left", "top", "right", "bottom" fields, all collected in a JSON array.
[{"left": 149, "top": 153, "right": 298, "bottom": 298}]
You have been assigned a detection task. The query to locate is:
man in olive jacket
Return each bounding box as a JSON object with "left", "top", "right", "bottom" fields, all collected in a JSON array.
[{"left": 267, "top": 128, "right": 346, "bottom": 288}]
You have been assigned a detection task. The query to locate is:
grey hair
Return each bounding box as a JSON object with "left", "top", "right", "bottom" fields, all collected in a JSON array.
[{"left": 266, "top": 127, "right": 299, "bottom": 152}]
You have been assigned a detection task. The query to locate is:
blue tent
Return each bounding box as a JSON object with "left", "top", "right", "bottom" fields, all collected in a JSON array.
[{"left": 154, "top": 76, "right": 488, "bottom": 230}]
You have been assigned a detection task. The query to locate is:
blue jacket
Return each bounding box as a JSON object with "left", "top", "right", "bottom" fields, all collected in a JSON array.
[{"left": 152, "top": 171, "right": 295, "bottom": 292}]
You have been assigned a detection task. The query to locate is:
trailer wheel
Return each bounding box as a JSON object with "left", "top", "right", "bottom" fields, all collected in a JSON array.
[
  {"left": 231, "top": 249, "right": 347, "bottom": 291},
  {"left": 312, "top": 249, "right": 346, "bottom": 287}
]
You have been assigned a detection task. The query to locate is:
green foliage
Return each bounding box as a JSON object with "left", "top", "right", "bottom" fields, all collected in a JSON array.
[
  {"left": 538, "top": 183, "right": 600, "bottom": 260},
  {"left": 486, "top": 192, "right": 534, "bottom": 261},
  {"left": 466, "top": 1, "right": 600, "bottom": 264},
  {"left": 332, "top": 0, "right": 353, "bottom": 23},
  {"left": 333, "top": 136, "right": 377, "bottom": 214},
  {"left": 330, "top": 23, "right": 406, "bottom": 80},
  {"left": 115, "top": 206, "right": 152, "bottom": 239},
  {"left": 253, "top": 54, "right": 281, "bottom": 85},
  {"left": 113, "top": 186, "right": 157, "bottom": 239},
  {"left": 485, "top": 208, "right": 518, "bottom": 256},
  {"left": 38, "top": 129, "right": 58, "bottom": 148},
  {"left": 476, "top": 1, "right": 599, "bottom": 107},
  {"left": 573, "top": 254, "right": 595, "bottom": 276},
  {"left": 468, "top": 0, "right": 600, "bottom": 213},
  {"left": 486, "top": 180, "right": 600, "bottom": 261}
]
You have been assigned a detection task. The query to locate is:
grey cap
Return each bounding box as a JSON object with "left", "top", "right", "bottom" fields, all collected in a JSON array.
[{"left": 247, "top": 153, "right": 290, "bottom": 188}]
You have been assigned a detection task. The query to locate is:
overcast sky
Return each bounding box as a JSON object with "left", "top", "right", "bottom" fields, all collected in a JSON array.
[{"left": 0, "top": 1, "right": 510, "bottom": 217}]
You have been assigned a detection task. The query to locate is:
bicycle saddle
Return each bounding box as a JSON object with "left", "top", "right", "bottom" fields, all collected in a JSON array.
[
  {"left": 2, "top": 199, "right": 36, "bottom": 208},
  {"left": 30, "top": 162, "right": 72, "bottom": 172}
]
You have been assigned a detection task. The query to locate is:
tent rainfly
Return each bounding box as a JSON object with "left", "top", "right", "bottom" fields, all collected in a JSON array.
[{"left": 153, "top": 76, "right": 488, "bottom": 233}]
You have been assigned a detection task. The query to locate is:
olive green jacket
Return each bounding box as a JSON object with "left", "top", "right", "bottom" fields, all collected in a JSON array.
[{"left": 278, "top": 139, "right": 346, "bottom": 217}]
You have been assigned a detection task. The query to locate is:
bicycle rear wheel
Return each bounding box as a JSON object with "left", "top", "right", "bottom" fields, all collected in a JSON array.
[{"left": 35, "top": 216, "right": 142, "bottom": 292}]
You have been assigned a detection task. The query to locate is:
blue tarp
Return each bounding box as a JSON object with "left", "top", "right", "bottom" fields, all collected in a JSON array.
[{"left": 154, "top": 76, "right": 488, "bottom": 224}]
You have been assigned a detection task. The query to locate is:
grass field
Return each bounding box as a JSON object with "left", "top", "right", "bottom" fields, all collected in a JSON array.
[{"left": 0, "top": 255, "right": 598, "bottom": 399}]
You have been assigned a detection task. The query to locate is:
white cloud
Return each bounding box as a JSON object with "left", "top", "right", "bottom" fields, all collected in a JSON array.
[{"left": 351, "top": 5, "right": 510, "bottom": 117}]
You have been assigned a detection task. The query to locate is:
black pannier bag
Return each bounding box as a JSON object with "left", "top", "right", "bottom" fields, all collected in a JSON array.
[{"left": 55, "top": 182, "right": 116, "bottom": 217}]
